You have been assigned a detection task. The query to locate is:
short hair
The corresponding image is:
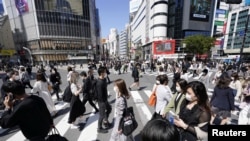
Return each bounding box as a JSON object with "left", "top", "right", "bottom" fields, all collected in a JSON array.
[
  {"left": 1, "top": 80, "right": 25, "bottom": 96},
  {"left": 98, "top": 67, "right": 106, "bottom": 76},
  {"left": 159, "top": 74, "right": 168, "bottom": 84},
  {"left": 80, "top": 71, "right": 87, "bottom": 77},
  {"left": 141, "top": 119, "right": 180, "bottom": 141},
  {"left": 67, "top": 66, "right": 72, "bottom": 72}
]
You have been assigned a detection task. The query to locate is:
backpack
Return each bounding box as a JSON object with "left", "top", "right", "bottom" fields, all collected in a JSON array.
[
  {"left": 62, "top": 85, "right": 72, "bottom": 103},
  {"left": 89, "top": 78, "right": 98, "bottom": 101}
]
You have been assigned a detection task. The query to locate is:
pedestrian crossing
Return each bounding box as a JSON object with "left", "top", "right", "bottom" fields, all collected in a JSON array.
[{"left": 0, "top": 86, "right": 240, "bottom": 141}]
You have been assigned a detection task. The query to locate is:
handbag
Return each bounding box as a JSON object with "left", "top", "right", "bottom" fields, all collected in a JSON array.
[
  {"left": 148, "top": 86, "right": 157, "bottom": 106},
  {"left": 119, "top": 97, "right": 138, "bottom": 136},
  {"left": 46, "top": 127, "right": 68, "bottom": 141}
]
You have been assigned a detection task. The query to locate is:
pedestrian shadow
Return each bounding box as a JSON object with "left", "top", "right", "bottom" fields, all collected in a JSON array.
[
  {"left": 139, "top": 86, "right": 147, "bottom": 91},
  {"left": 78, "top": 113, "right": 99, "bottom": 131},
  {"left": 53, "top": 107, "right": 70, "bottom": 118}
]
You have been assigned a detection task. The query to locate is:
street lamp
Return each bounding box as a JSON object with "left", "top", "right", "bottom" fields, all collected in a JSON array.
[{"left": 23, "top": 47, "right": 33, "bottom": 66}]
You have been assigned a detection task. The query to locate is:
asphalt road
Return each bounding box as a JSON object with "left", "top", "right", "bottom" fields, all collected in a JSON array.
[{"left": 0, "top": 65, "right": 240, "bottom": 141}]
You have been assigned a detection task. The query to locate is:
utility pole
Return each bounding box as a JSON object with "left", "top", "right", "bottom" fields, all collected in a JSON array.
[{"left": 237, "top": 14, "right": 250, "bottom": 72}]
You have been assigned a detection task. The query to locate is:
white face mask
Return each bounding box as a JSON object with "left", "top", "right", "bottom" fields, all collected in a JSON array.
[
  {"left": 14, "top": 76, "right": 20, "bottom": 80},
  {"left": 113, "top": 86, "right": 119, "bottom": 93},
  {"left": 231, "top": 77, "right": 234, "bottom": 80},
  {"left": 156, "top": 80, "right": 160, "bottom": 84},
  {"left": 185, "top": 94, "right": 192, "bottom": 101},
  {"left": 176, "top": 87, "right": 181, "bottom": 92}
]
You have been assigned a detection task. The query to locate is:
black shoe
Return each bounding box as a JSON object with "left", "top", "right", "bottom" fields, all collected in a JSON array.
[
  {"left": 103, "top": 122, "right": 112, "bottom": 129},
  {"left": 128, "top": 87, "right": 131, "bottom": 91},
  {"left": 97, "top": 128, "right": 108, "bottom": 133}
]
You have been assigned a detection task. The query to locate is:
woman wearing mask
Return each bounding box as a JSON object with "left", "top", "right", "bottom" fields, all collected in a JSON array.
[
  {"left": 68, "top": 72, "right": 84, "bottom": 129},
  {"left": 210, "top": 72, "right": 235, "bottom": 125},
  {"left": 31, "top": 72, "right": 57, "bottom": 116},
  {"left": 174, "top": 81, "right": 211, "bottom": 141},
  {"left": 163, "top": 79, "right": 188, "bottom": 117},
  {"left": 229, "top": 72, "right": 242, "bottom": 101},
  {"left": 152, "top": 74, "right": 172, "bottom": 119},
  {"left": 110, "top": 79, "right": 134, "bottom": 141}
]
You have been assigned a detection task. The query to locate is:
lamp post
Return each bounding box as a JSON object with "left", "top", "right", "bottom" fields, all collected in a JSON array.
[{"left": 23, "top": 47, "right": 33, "bottom": 66}]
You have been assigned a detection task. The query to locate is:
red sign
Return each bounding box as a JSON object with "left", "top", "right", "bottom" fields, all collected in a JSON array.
[{"left": 152, "top": 40, "right": 176, "bottom": 55}]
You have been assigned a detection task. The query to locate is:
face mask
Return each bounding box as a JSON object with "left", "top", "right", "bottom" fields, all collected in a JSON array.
[
  {"left": 113, "top": 86, "right": 119, "bottom": 93},
  {"left": 231, "top": 77, "right": 234, "bottom": 80},
  {"left": 185, "top": 94, "right": 192, "bottom": 101},
  {"left": 176, "top": 87, "right": 181, "bottom": 92},
  {"left": 15, "top": 76, "right": 20, "bottom": 80},
  {"left": 156, "top": 80, "right": 160, "bottom": 84}
]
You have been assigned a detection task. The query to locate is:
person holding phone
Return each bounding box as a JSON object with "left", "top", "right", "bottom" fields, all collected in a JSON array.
[
  {"left": 0, "top": 80, "right": 53, "bottom": 141},
  {"left": 173, "top": 81, "right": 211, "bottom": 141}
]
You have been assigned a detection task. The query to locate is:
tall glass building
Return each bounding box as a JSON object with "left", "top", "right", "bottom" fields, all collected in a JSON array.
[{"left": 4, "top": 0, "right": 97, "bottom": 64}]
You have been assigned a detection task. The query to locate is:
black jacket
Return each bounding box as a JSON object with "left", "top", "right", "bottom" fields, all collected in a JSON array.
[
  {"left": 82, "top": 76, "right": 92, "bottom": 95},
  {"left": 0, "top": 95, "right": 53, "bottom": 140},
  {"left": 96, "top": 78, "right": 108, "bottom": 103}
]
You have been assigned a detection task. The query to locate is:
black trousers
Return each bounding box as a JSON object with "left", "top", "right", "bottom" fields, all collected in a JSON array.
[
  {"left": 97, "top": 102, "right": 112, "bottom": 129},
  {"left": 82, "top": 97, "right": 98, "bottom": 111}
]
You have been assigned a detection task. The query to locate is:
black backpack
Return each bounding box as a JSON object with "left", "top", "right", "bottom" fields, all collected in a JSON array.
[
  {"left": 89, "top": 79, "right": 98, "bottom": 101},
  {"left": 62, "top": 85, "right": 72, "bottom": 103}
]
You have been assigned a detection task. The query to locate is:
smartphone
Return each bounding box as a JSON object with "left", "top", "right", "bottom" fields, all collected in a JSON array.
[{"left": 169, "top": 111, "right": 179, "bottom": 120}]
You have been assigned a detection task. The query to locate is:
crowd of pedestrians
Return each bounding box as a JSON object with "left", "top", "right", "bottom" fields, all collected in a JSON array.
[{"left": 0, "top": 59, "right": 250, "bottom": 141}]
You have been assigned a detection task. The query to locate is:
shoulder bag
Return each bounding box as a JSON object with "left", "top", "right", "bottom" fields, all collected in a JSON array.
[
  {"left": 46, "top": 126, "right": 68, "bottom": 141},
  {"left": 119, "top": 97, "right": 138, "bottom": 136},
  {"left": 148, "top": 85, "right": 157, "bottom": 107}
]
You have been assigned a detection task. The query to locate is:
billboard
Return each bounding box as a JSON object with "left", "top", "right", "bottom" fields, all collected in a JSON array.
[
  {"left": 152, "top": 40, "right": 176, "bottom": 55},
  {"left": 190, "top": 0, "right": 211, "bottom": 22},
  {"left": 15, "top": 0, "right": 29, "bottom": 15}
]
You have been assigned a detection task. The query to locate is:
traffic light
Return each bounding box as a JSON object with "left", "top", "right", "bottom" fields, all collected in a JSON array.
[{"left": 225, "top": 0, "right": 242, "bottom": 4}]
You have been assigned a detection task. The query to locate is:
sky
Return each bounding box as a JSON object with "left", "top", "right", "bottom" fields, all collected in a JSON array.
[{"left": 96, "top": 0, "right": 129, "bottom": 38}]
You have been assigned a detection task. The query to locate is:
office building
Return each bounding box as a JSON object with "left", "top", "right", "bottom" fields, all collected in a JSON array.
[
  {"left": 119, "top": 28, "right": 128, "bottom": 58},
  {"left": 4, "top": 0, "right": 99, "bottom": 64}
]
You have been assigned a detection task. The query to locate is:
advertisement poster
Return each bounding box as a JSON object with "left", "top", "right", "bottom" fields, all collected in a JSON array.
[
  {"left": 190, "top": 0, "right": 211, "bottom": 22},
  {"left": 15, "top": 0, "right": 29, "bottom": 15},
  {"left": 153, "top": 40, "right": 176, "bottom": 55}
]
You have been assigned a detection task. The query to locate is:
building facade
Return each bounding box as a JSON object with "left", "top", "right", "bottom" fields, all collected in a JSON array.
[
  {"left": 224, "top": 6, "right": 250, "bottom": 57},
  {"left": 107, "top": 28, "right": 119, "bottom": 58},
  {"left": 119, "top": 29, "right": 128, "bottom": 58},
  {"left": 4, "top": 0, "right": 99, "bottom": 65}
]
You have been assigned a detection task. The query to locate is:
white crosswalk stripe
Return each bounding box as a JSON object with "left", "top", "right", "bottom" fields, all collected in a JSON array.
[{"left": 1, "top": 86, "right": 240, "bottom": 140}]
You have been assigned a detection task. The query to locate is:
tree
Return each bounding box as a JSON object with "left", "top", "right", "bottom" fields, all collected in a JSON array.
[{"left": 182, "top": 35, "right": 215, "bottom": 55}]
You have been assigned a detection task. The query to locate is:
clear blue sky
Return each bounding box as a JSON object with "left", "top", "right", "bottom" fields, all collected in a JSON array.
[{"left": 96, "top": 0, "right": 129, "bottom": 38}]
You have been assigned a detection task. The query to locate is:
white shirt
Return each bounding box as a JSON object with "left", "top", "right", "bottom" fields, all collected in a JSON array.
[{"left": 155, "top": 85, "right": 173, "bottom": 115}]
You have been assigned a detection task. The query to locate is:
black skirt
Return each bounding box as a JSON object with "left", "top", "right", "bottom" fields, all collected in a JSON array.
[{"left": 68, "top": 94, "right": 85, "bottom": 123}]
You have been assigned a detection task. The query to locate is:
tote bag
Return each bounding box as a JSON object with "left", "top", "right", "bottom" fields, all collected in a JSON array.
[{"left": 148, "top": 86, "right": 157, "bottom": 106}]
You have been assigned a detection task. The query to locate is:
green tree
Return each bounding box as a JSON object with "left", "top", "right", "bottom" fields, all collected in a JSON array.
[{"left": 182, "top": 35, "right": 215, "bottom": 55}]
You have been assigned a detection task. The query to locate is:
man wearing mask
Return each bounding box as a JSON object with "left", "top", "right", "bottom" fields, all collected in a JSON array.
[
  {"left": 80, "top": 69, "right": 99, "bottom": 114},
  {"left": 0, "top": 80, "right": 53, "bottom": 141},
  {"left": 96, "top": 67, "right": 112, "bottom": 133}
]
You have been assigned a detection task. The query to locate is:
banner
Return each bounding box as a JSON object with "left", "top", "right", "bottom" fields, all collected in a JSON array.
[
  {"left": 15, "top": 0, "right": 29, "bottom": 15},
  {"left": 152, "top": 40, "right": 176, "bottom": 55}
]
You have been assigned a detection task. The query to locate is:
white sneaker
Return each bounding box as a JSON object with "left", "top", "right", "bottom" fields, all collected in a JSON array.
[{"left": 70, "top": 124, "right": 79, "bottom": 129}]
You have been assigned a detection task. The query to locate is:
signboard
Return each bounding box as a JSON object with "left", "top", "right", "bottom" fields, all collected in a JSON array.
[
  {"left": 214, "top": 20, "right": 224, "bottom": 26},
  {"left": 15, "top": 0, "right": 29, "bottom": 15},
  {"left": 190, "top": 0, "right": 211, "bottom": 22},
  {"left": 152, "top": 40, "right": 176, "bottom": 55},
  {"left": 216, "top": 9, "right": 226, "bottom": 15}
]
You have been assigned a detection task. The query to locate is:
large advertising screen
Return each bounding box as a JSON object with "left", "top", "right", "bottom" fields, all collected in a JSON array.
[
  {"left": 152, "top": 40, "right": 176, "bottom": 55},
  {"left": 15, "top": 0, "right": 29, "bottom": 15},
  {"left": 190, "top": 0, "right": 211, "bottom": 22}
]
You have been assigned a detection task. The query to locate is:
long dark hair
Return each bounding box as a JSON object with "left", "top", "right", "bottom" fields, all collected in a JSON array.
[
  {"left": 176, "top": 78, "right": 188, "bottom": 93},
  {"left": 216, "top": 72, "right": 231, "bottom": 89},
  {"left": 186, "top": 81, "right": 211, "bottom": 113},
  {"left": 114, "top": 79, "right": 129, "bottom": 98}
]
